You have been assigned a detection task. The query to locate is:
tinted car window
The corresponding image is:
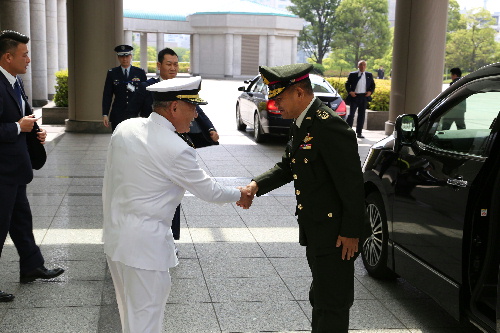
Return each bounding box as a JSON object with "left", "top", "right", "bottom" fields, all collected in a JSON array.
[
  {"left": 421, "top": 78, "right": 500, "bottom": 157},
  {"left": 252, "top": 78, "right": 266, "bottom": 93},
  {"left": 310, "top": 76, "right": 336, "bottom": 94}
]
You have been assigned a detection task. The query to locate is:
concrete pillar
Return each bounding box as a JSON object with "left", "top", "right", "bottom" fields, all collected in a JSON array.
[
  {"left": 233, "top": 34, "right": 242, "bottom": 76},
  {"left": 140, "top": 32, "right": 147, "bottom": 71},
  {"left": 57, "top": 0, "right": 68, "bottom": 70},
  {"left": 0, "top": 0, "right": 33, "bottom": 104},
  {"left": 156, "top": 32, "right": 164, "bottom": 55},
  {"left": 224, "top": 33, "right": 233, "bottom": 78},
  {"left": 124, "top": 30, "right": 133, "bottom": 47},
  {"left": 267, "top": 35, "right": 275, "bottom": 67},
  {"left": 66, "top": 0, "right": 123, "bottom": 133},
  {"left": 191, "top": 33, "right": 200, "bottom": 76},
  {"left": 46, "top": 0, "right": 58, "bottom": 99},
  {"left": 259, "top": 35, "right": 267, "bottom": 66},
  {"left": 291, "top": 36, "right": 297, "bottom": 64},
  {"left": 386, "top": 0, "right": 448, "bottom": 134},
  {"left": 30, "top": 0, "right": 49, "bottom": 106}
]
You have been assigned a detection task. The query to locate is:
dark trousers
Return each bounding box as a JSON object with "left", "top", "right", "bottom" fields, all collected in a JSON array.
[
  {"left": 346, "top": 94, "right": 368, "bottom": 134},
  {"left": 172, "top": 205, "right": 181, "bottom": 240},
  {"left": 306, "top": 246, "right": 356, "bottom": 333},
  {"left": 0, "top": 183, "right": 44, "bottom": 274}
]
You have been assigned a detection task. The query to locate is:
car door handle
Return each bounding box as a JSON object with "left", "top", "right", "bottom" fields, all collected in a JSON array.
[{"left": 446, "top": 176, "right": 468, "bottom": 188}]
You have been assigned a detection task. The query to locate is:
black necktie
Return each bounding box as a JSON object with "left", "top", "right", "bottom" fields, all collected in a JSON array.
[
  {"left": 13, "top": 80, "right": 23, "bottom": 110},
  {"left": 124, "top": 68, "right": 128, "bottom": 79}
]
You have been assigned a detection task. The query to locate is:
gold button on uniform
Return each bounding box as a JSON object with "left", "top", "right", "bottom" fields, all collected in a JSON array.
[
  {"left": 304, "top": 158, "right": 308, "bottom": 163},
  {"left": 328, "top": 213, "right": 333, "bottom": 218},
  {"left": 291, "top": 158, "right": 296, "bottom": 163},
  {"left": 293, "top": 174, "right": 297, "bottom": 179},
  {"left": 297, "top": 204, "right": 303, "bottom": 210},
  {"left": 295, "top": 190, "right": 300, "bottom": 195}
]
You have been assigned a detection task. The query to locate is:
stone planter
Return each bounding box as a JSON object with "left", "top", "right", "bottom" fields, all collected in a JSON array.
[
  {"left": 42, "top": 103, "right": 68, "bottom": 125},
  {"left": 348, "top": 107, "right": 389, "bottom": 131}
]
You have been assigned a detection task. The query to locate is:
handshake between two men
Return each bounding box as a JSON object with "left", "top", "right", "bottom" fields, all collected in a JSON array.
[{"left": 235, "top": 180, "right": 259, "bottom": 209}]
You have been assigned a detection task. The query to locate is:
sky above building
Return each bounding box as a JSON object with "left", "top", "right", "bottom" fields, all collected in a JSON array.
[{"left": 456, "top": 0, "right": 500, "bottom": 12}]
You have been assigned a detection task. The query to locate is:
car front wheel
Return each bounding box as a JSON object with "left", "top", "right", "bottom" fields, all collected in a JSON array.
[
  {"left": 361, "top": 192, "right": 396, "bottom": 279},
  {"left": 236, "top": 104, "right": 246, "bottom": 131}
]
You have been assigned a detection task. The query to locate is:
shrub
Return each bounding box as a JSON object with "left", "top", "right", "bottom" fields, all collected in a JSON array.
[
  {"left": 325, "top": 77, "right": 391, "bottom": 111},
  {"left": 53, "top": 69, "right": 68, "bottom": 107}
]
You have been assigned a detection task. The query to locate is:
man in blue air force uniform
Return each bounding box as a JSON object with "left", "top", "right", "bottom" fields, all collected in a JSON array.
[{"left": 102, "top": 44, "right": 147, "bottom": 131}]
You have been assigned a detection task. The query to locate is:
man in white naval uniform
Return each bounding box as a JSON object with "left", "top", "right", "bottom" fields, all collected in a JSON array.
[{"left": 102, "top": 76, "right": 250, "bottom": 333}]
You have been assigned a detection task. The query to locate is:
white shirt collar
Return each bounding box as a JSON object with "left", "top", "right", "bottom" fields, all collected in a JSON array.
[
  {"left": 0, "top": 65, "right": 18, "bottom": 87},
  {"left": 295, "top": 97, "right": 315, "bottom": 128}
]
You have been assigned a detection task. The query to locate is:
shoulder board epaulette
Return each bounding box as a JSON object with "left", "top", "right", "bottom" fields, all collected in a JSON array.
[{"left": 316, "top": 109, "right": 331, "bottom": 120}]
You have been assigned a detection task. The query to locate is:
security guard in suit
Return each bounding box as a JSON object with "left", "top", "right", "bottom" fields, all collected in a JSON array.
[
  {"left": 102, "top": 44, "right": 147, "bottom": 131},
  {"left": 245, "top": 64, "right": 365, "bottom": 333}
]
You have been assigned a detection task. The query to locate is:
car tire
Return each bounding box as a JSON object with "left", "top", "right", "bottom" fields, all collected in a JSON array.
[
  {"left": 236, "top": 104, "right": 246, "bottom": 131},
  {"left": 253, "top": 112, "right": 265, "bottom": 143},
  {"left": 361, "top": 192, "right": 397, "bottom": 279}
]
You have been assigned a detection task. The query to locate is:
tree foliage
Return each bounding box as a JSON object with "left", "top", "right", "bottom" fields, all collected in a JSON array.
[
  {"left": 330, "top": 0, "right": 390, "bottom": 68},
  {"left": 288, "top": 0, "right": 341, "bottom": 64},
  {"left": 445, "top": 8, "right": 498, "bottom": 72}
]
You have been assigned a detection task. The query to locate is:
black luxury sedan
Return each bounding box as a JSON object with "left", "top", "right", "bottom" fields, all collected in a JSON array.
[
  {"left": 361, "top": 62, "right": 500, "bottom": 332},
  {"left": 236, "top": 73, "right": 346, "bottom": 142}
]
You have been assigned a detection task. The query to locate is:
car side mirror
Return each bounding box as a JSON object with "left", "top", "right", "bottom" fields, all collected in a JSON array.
[
  {"left": 238, "top": 86, "right": 246, "bottom": 91},
  {"left": 394, "top": 114, "right": 418, "bottom": 151}
]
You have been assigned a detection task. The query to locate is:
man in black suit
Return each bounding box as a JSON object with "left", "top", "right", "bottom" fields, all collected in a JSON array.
[
  {"left": 102, "top": 44, "right": 147, "bottom": 131},
  {"left": 0, "top": 30, "right": 64, "bottom": 302},
  {"left": 128, "top": 47, "right": 219, "bottom": 245},
  {"left": 345, "top": 60, "right": 376, "bottom": 139}
]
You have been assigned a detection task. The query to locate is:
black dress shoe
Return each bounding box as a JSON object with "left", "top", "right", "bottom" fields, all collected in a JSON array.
[
  {"left": 356, "top": 134, "right": 365, "bottom": 139},
  {"left": 20, "top": 266, "right": 64, "bottom": 284},
  {"left": 0, "top": 290, "right": 14, "bottom": 302}
]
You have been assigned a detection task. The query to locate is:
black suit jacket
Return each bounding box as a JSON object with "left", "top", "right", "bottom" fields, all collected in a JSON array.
[
  {"left": 102, "top": 65, "right": 147, "bottom": 124},
  {"left": 0, "top": 71, "right": 43, "bottom": 184},
  {"left": 128, "top": 77, "right": 218, "bottom": 148},
  {"left": 344, "top": 71, "right": 376, "bottom": 104}
]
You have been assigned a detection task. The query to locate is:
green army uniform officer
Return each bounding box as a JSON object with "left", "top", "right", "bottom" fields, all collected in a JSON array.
[{"left": 245, "top": 64, "right": 365, "bottom": 332}]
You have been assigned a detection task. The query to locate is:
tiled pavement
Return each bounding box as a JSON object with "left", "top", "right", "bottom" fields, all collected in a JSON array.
[{"left": 0, "top": 91, "right": 465, "bottom": 332}]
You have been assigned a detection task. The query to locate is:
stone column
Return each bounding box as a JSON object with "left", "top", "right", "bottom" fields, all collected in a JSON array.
[
  {"left": 30, "top": 0, "right": 49, "bottom": 106},
  {"left": 57, "top": 0, "right": 68, "bottom": 70},
  {"left": 156, "top": 32, "right": 164, "bottom": 55},
  {"left": 386, "top": 0, "right": 448, "bottom": 134},
  {"left": 267, "top": 35, "right": 275, "bottom": 67},
  {"left": 66, "top": 0, "right": 123, "bottom": 133},
  {"left": 233, "top": 34, "right": 242, "bottom": 76},
  {"left": 224, "top": 33, "right": 233, "bottom": 78},
  {"left": 140, "top": 32, "right": 147, "bottom": 71},
  {"left": 45, "top": 0, "right": 58, "bottom": 99},
  {"left": 124, "top": 30, "right": 133, "bottom": 47},
  {"left": 191, "top": 33, "right": 200, "bottom": 76},
  {"left": 291, "top": 36, "right": 297, "bottom": 64},
  {"left": 0, "top": 0, "right": 33, "bottom": 104}
]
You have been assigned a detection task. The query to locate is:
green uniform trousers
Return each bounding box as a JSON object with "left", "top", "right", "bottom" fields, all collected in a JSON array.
[{"left": 306, "top": 246, "right": 357, "bottom": 333}]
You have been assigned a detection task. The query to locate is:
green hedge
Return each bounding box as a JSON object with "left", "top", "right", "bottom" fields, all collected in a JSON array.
[
  {"left": 325, "top": 77, "right": 390, "bottom": 112},
  {"left": 132, "top": 61, "right": 190, "bottom": 74},
  {"left": 54, "top": 69, "right": 68, "bottom": 107}
]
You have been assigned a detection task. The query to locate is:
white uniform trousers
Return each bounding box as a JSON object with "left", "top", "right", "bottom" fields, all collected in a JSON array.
[{"left": 107, "top": 256, "right": 172, "bottom": 333}]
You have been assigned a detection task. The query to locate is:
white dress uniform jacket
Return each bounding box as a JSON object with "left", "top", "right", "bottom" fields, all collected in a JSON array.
[{"left": 103, "top": 112, "right": 240, "bottom": 271}]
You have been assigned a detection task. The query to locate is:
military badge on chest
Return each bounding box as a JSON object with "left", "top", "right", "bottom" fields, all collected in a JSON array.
[{"left": 299, "top": 133, "right": 313, "bottom": 149}]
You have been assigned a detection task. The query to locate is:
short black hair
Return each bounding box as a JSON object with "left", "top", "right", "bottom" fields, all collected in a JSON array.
[
  {"left": 157, "top": 48, "right": 178, "bottom": 63},
  {"left": 450, "top": 67, "right": 462, "bottom": 77},
  {"left": 0, "top": 30, "right": 29, "bottom": 57},
  {"left": 293, "top": 78, "right": 313, "bottom": 95}
]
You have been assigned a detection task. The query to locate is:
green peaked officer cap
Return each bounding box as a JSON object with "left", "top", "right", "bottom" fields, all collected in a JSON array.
[{"left": 259, "top": 63, "right": 313, "bottom": 98}]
